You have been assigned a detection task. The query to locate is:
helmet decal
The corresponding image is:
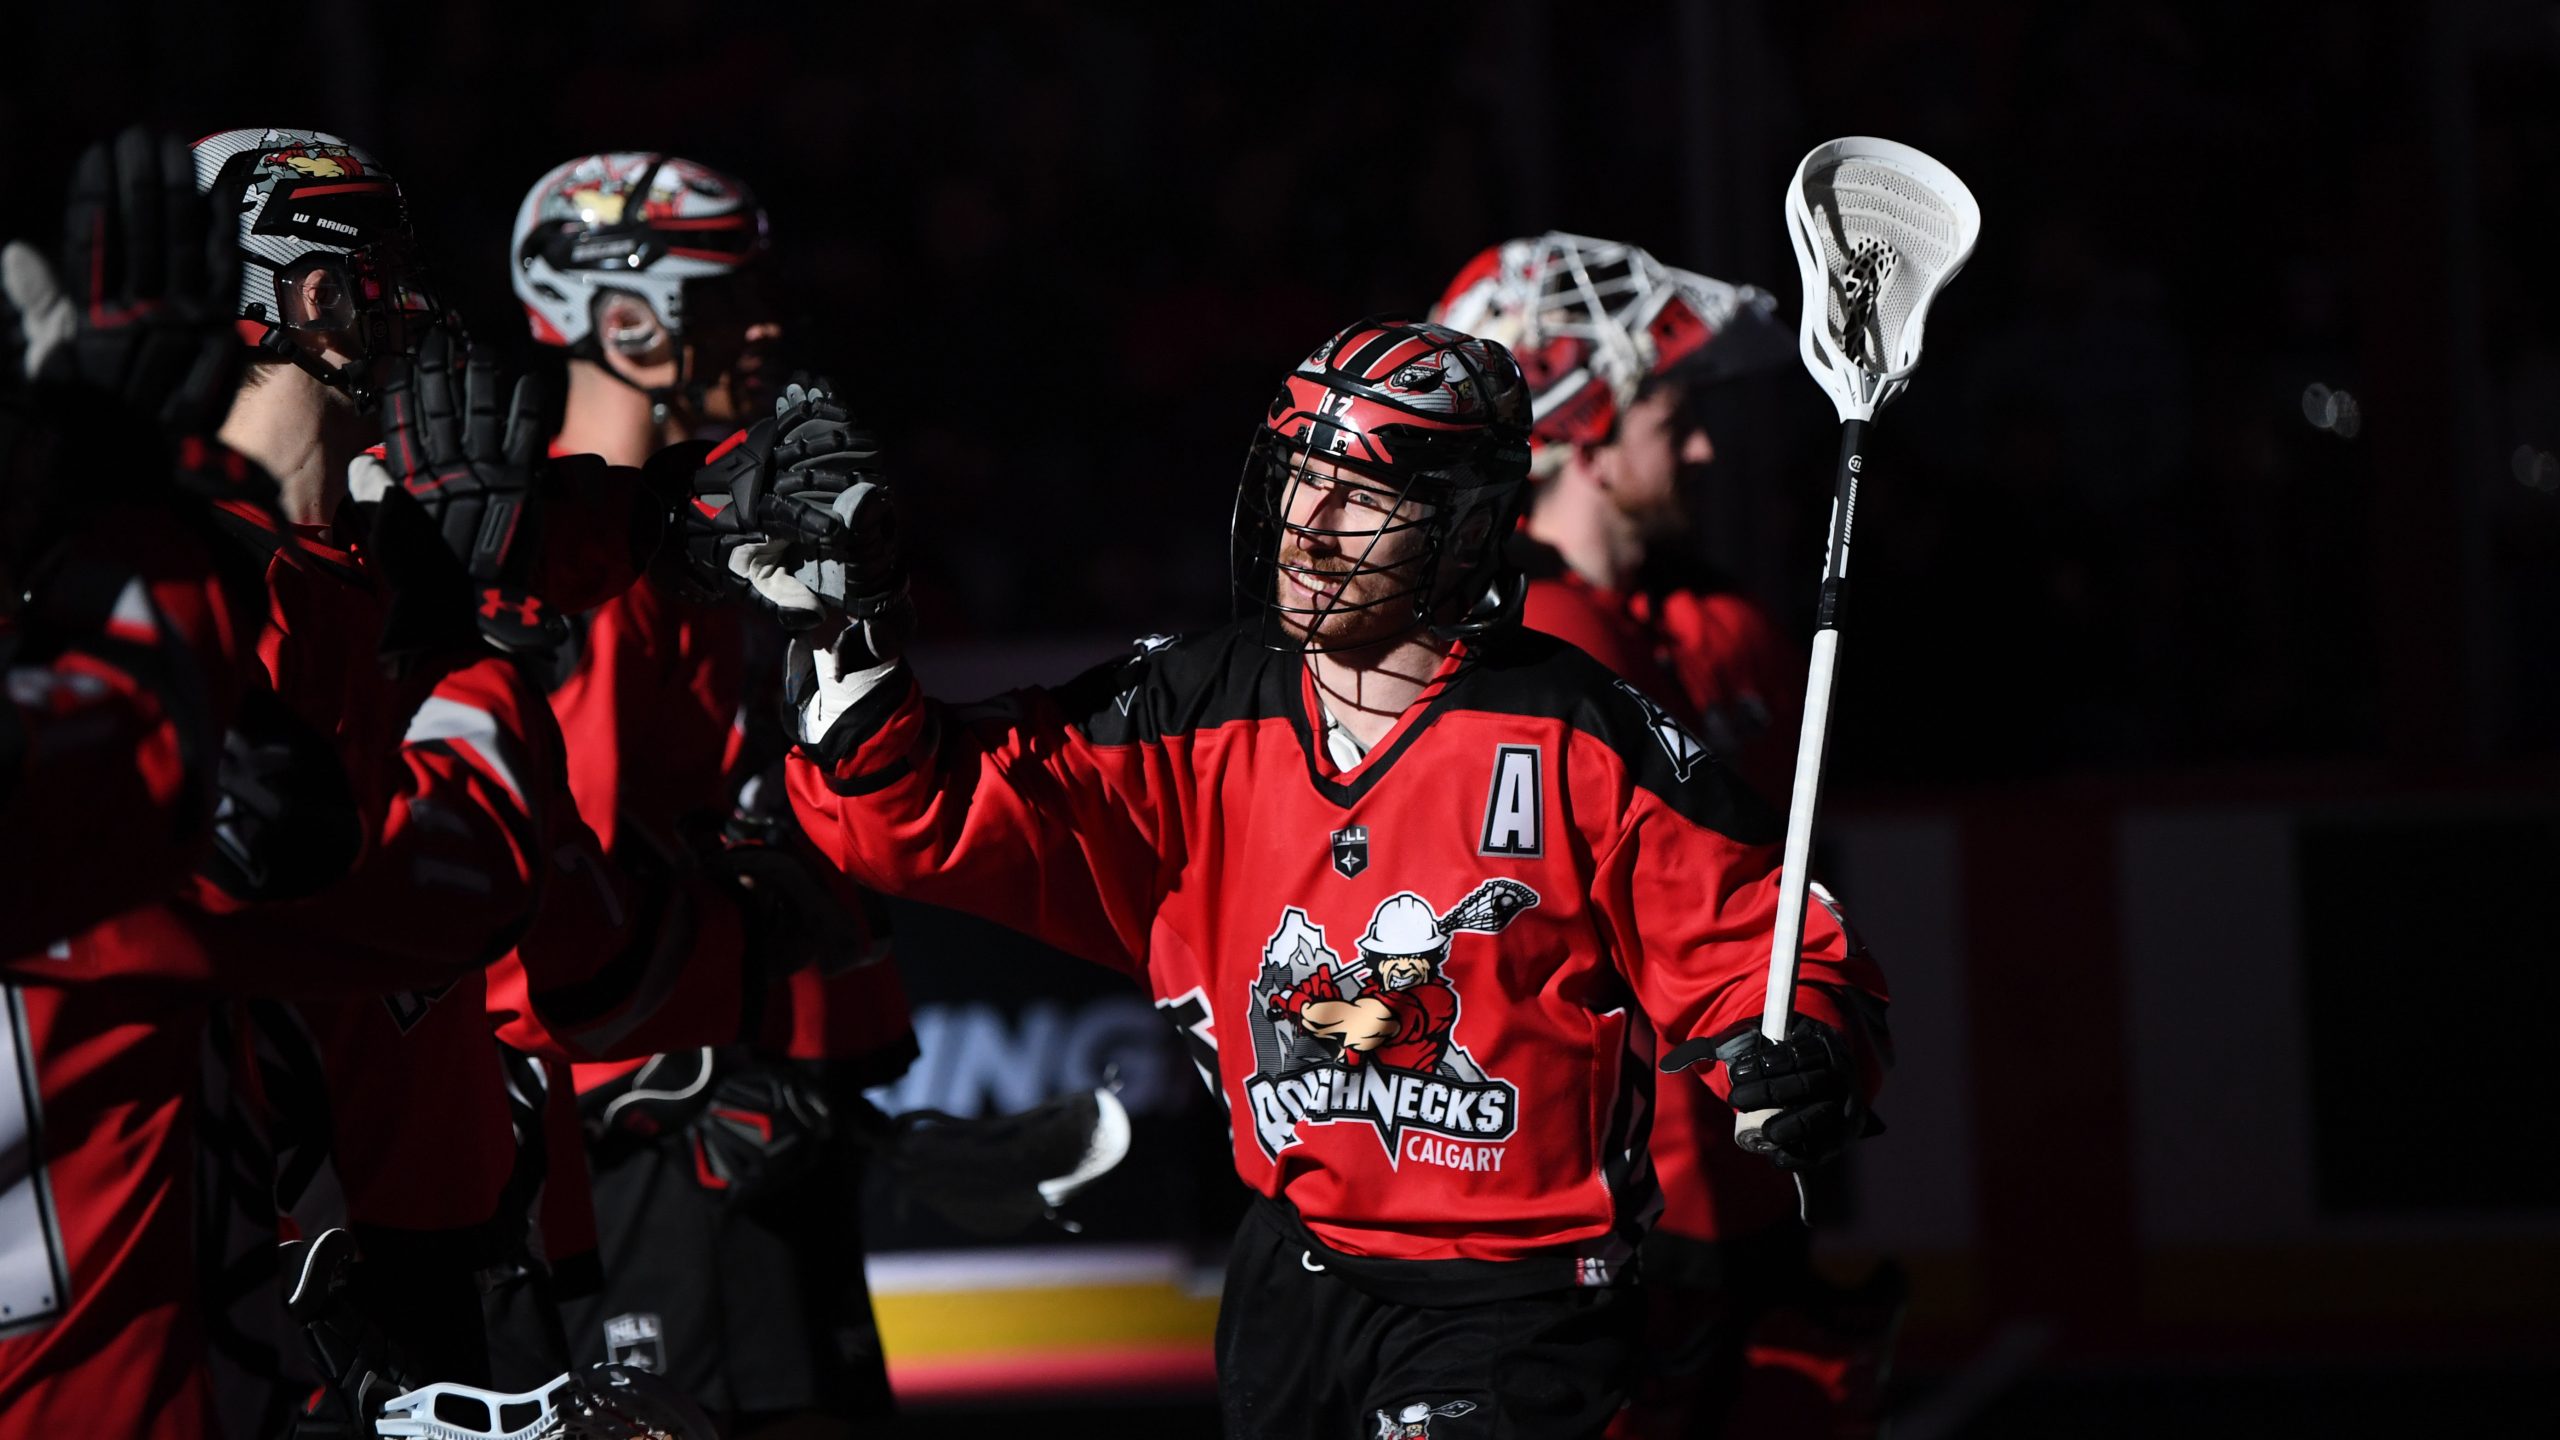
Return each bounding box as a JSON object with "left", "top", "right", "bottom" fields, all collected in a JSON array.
[{"left": 511, "top": 152, "right": 769, "bottom": 353}]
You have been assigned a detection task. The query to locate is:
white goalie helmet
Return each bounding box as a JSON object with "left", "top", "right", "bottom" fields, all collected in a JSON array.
[
  {"left": 1432, "top": 232, "right": 1787, "bottom": 470},
  {"left": 510, "top": 152, "right": 767, "bottom": 355}
]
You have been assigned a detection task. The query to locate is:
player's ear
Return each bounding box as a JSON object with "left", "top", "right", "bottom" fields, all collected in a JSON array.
[{"left": 595, "top": 292, "right": 674, "bottom": 373}]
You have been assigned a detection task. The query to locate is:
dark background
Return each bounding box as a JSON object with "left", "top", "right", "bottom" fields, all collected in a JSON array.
[
  {"left": 8, "top": 0, "right": 2553, "bottom": 781},
  {"left": 9, "top": 1, "right": 2557, "bottom": 1432}
]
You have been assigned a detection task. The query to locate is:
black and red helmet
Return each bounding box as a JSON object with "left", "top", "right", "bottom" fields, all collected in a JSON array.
[{"left": 1234, "top": 317, "right": 1533, "bottom": 651}]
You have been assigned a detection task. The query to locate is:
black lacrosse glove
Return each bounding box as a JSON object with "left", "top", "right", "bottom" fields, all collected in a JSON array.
[
  {"left": 2, "top": 128, "right": 247, "bottom": 584},
  {"left": 1666, "top": 1017, "right": 1872, "bottom": 1172},
  {"left": 279, "top": 1228, "right": 413, "bottom": 1431},
  {"left": 370, "top": 327, "right": 568, "bottom": 653},
  {"left": 664, "top": 381, "right": 898, "bottom": 636},
  {"left": 3, "top": 127, "right": 241, "bottom": 434},
  {"left": 378, "top": 327, "right": 545, "bottom": 582},
  {"left": 877, "top": 1089, "right": 1130, "bottom": 1237}
]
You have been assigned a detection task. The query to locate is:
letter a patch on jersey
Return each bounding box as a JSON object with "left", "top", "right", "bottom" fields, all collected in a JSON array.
[{"left": 1478, "top": 745, "right": 1543, "bottom": 857}]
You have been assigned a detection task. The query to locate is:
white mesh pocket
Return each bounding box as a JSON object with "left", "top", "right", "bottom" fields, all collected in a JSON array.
[{"left": 1786, "top": 138, "right": 1981, "bottom": 420}]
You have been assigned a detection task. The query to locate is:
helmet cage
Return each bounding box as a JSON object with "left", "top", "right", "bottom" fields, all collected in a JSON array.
[
  {"left": 1432, "top": 232, "right": 1784, "bottom": 456},
  {"left": 263, "top": 246, "right": 438, "bottom": 361},
  {"left": 1234, "top": 433, "right": 1445, "bottom": 653}
]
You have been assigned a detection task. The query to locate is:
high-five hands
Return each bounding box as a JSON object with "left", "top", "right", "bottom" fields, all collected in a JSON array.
[{"left": 672, "top": 381, "right": 910, "bottom": 660}]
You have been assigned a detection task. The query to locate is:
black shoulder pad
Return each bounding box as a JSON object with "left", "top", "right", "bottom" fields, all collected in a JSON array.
[
  {"left": 1465, "top": 626, "right": 1783, "bottom": 845},
  {"left": 1053, "top": 622, "right": 1288, "bottom": 747}
]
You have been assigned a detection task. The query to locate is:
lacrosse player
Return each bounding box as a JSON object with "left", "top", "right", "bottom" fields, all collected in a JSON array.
[
  {"left": 1437, "top": 236, "right": 1902, "bottom": 1440},
  {"left": 735, "top": 318, "right": 1892, "bottom": 1438},
  {"left": 509, "top": 154, "right": 913, "bottom": 1432}
]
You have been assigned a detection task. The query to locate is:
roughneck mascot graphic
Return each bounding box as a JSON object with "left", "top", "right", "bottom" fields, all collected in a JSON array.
[{"left": 1245, "top": 879, "right": 1537, "bottom": 1160}]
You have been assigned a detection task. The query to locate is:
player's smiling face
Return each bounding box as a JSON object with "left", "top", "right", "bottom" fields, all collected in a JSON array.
[{"left": 1275, "top": 453, "right": 1436, "bottom": 648}]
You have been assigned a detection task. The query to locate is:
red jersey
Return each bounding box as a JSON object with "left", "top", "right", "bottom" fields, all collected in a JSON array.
[
  {"left": 1519, "top": 556, "right": 1809, "bottom": 1245},
  {"left": 1514, "top": 539, "right": 1798, "bottom": 802},
  {"left": 546, "top": 573, "right": 746, "bottom": 857},
  {"left": 787, "top": 622, "right": 1886, "bottom": 1283},
  {"left": 0, "top": 505, "right": 257, "bottom": 1440},
  {"left": 0, "top": 917, "right": 226, "bottom": 1440},
  {"left": 1, "top": 506, "right": 250, "bottom": 956},
  {"left": 546, "top": 557, "right": 911, "bottom": 1095}
]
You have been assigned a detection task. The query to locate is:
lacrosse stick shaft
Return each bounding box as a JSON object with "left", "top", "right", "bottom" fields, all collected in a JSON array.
[{"left": 1736, "top": 418, "right": 1865, "bottom": 1154}]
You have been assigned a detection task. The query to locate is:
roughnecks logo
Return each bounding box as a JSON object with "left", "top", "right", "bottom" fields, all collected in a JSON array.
[{"left": 1244, "top": 880, "right": 1537, "bottom": 1162}]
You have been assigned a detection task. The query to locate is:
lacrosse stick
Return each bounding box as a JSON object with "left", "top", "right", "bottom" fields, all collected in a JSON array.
[{"left": 1737, "top": 138, "right": 1980, "bottom": 1159}]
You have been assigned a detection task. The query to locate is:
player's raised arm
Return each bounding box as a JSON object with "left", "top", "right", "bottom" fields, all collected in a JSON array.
[
  {"left": 668, "top": 386, "right": 1175, "bottom": 975},
  {"left": 1575, "top": 681, "right": 1892, "bottom": 1172}
]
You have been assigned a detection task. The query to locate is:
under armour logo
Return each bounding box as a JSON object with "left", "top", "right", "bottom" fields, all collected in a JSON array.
[{"left": 480, "top": 589, "right": 544, "bottom": 627}]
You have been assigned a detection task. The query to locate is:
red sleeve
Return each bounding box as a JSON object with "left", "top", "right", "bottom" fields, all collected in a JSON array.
[
  {"left": 1573, "top": 710, "right": 1889, "bottom": 1102},
  {"left": 785, "top": 658, "right": 1175, "bottom": 978},
  {"left": 549, "top": 575, "right": 745, "bottom": 855},
  {"left": 181, "top": 653, "right": 549, "bottom": 996},
  {"left": 290, "top": 655, "right": 546, "bottom": 965},
  {"left": 484, "top": 847, "right": 753, "bottom": 1063},
  {"left": 0, "top": 509, "right": 248, "bottom": 957},
  {"left": 484, "top": 651, "right": 759, "bottom": 1062},
  {"left": 1376, "top": 981, "right": 1457, "bottom": 1045}
]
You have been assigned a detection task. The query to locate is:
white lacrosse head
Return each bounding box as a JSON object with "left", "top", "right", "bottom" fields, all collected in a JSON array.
[
  {"left": 374, "top": 1375, "right": 571, "bottom": 1440},
  {"left": 1785, "top": 137, "right": 1981, "bottom": 422}
]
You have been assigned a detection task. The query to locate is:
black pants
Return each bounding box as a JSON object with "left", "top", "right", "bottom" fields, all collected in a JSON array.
[
  {"left": 555, "top": 1134, "right": 893, "bottom": 1426},
  {"left": 1217, "top": 1202, "right": 1639, "bottom": 1440}
]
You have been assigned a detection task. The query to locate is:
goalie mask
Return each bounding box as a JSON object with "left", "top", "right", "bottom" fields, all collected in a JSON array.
[
  {"left": 511, "top": 153, "right": 771, "bottom": 416},
  {"left": 191, "top": 128, "right": 440, "bottom": 403},
  {"left": 1431, "top": 233, "right": 1787, "bottom": 474},
  {"left": 1234, "top": 317, "right": 1532, "bottom": 653}
]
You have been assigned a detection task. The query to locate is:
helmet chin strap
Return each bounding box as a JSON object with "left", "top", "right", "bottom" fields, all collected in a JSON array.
[
  {"left": 590, "top": 344, "right": 692, "bottom": 428},
  {"left": 251, "top": 322, "right": 380, "bottom": 410}
]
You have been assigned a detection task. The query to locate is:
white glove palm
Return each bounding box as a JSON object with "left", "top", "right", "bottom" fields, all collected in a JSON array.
[{"left": 728, "top": 537, "right": 825, "bottom": 623}]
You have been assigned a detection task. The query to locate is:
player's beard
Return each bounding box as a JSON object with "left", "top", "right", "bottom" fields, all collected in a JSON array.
[{"left": 1276, "top": 544, "right": 1422, "bottom": 651}]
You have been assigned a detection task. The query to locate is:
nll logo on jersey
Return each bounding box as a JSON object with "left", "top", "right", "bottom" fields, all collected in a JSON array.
[
  {"left": 1240, "top": 881, "right": 1537, "bottom": 1162},
  {"left": 1614, "top": 680, "right": 1709, "bottom": 781},
  {"left": 1330, "top": 825, "right": 1370, "bottom": 878}
]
